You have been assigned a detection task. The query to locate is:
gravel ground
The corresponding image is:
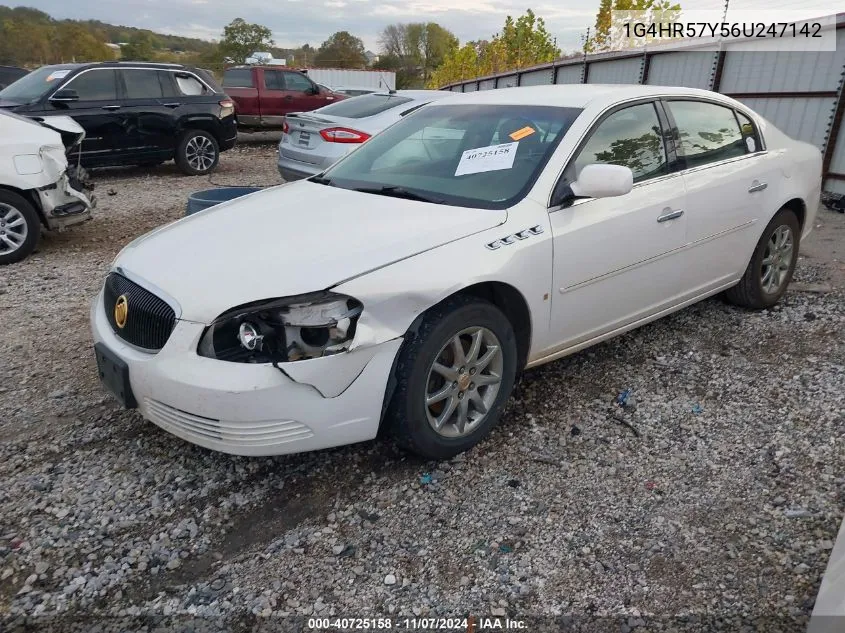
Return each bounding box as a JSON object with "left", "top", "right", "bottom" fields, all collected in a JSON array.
[{"left": 0, "top": 141, "right": 843, "bottom": 632}]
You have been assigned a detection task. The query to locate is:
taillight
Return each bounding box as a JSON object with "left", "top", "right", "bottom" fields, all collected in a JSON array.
[
  {"left": 282, "top": 120, "right": 289, "bottom": 134},
  {"left": 219, "top": 98, "right": 234, "bottom": 109},
  {"left": 319, "top": 127, "right": 371, "bottom": 143}
]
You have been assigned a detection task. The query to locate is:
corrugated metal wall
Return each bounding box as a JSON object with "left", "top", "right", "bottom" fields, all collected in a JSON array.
[
  {"left": 735, "top": 97, "right": 836, "bottom": 148},
  {"left": 440, "top": 19, "right": 845, "bottom": 193},
  {"left": 555, "top": 65, "right": 584, "bottom": 84},
  {"left": 520, "top": 68, "right": 554, "bottom": 86},
  {"left": 496, "top": 74, "right": 519, "bottom": 88},
  {"left": 586, "top": 57, "right": 642, "bottom": 84},
  {"left": 646, "top": 51, "right": 715, "bottom": 88}
]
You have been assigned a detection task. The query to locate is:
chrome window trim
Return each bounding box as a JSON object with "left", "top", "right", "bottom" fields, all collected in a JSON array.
[{"left": 49, "top": 66, "right": 214, "bottom": 100}]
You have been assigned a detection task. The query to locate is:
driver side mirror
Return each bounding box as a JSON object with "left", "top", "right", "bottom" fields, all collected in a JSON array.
[
  {"left": 571, "top": 164, "right": 633, "bottom": 198},
  {"left": 308, "top": 84, "right": 320, "bottom": 95},
  {"left": 49, "top": 89, "right": 79, "bottom": 104}
]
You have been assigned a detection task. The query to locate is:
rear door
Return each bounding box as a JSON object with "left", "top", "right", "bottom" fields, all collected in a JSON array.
[
  {"left": 117, "top": 68, "right": 175, "bottom": 160},
  {"left": 222, "top": 67, "right": 259, "bottom": 124},
  {"left": 51, "top": 68, "right": 129, "bottom": 164},
  {"left": 665, "top": 99, "right": 776, "bottom": 294}
]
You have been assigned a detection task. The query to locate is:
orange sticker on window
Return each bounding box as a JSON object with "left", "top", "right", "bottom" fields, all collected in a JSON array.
[{"left": 509, "top": 126, "right": 536, "bottom": 141}]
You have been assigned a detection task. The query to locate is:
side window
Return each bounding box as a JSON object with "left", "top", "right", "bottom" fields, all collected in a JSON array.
[
  {"left": 222, "top": 68, "right": 254, "bottom": 88},
  {"left": 264, "top": 70, "right": 285, "bottom": 91},
  {"left": 668, "top": 100, "right": 746, "bottom": 168},
  {"left": 284, "top": 72, "right": 314, "bottom": 93},
  {"left": 122, "top": 69, "right": 164, "bottom": 99},
  {"left": 158, "top": 71, "right": 178, "bottom": 98},
  {"left": 736, "top": 110, "right": 761, "bottom": 153},
  {"left": 64, "top": 69, "right": 118, "bottom": 101},
  {"left": 574, "top": 103, "right": 667, "bottom": 183},
  {"left": 174, "top": 74, "right": 207, "bottom": 96}
]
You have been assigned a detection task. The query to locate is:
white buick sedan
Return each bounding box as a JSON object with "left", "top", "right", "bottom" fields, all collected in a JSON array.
[{"left": 91, "top": 85, "right": 821, "bottom": 460}]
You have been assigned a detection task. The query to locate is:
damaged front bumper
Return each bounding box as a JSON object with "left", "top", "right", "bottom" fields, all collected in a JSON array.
[
  {"left": 37, "top": 168, "right": 94, "bottom": 231},
  {"left": 90, "top": 289, "right": 402, "bottom": 456}
]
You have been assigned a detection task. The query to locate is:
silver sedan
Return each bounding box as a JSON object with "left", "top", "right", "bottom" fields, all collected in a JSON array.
[{"left": 277, "top": 90, "right": 454, "bottom": 182}]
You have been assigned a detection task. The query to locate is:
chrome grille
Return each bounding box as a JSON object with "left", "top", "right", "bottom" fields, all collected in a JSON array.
[{"left": 103, "top": 273, "right": 175, "bottom": 351}]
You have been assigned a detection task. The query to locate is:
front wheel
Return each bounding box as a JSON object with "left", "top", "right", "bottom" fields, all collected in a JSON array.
[
  {"left": 176, "top": 130, "right": 220, "bottom": 176},
  {"left": 0, "top": 190, "right": 40, "bottom": 265},
  {"left": 386, "top": 296, "right": 518, "bottom": 460},
  {"left": 725, "top": 207, "right": 800, "bottom": 309}
]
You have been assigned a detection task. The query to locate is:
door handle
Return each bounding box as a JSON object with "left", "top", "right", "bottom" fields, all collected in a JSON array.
[
  {"left": 748, "top": 181, "right": 768, "bottom": 193},
  {"left": 101, "top": 105, "right": 121, "bottom": 111},
  {"left": 657, "top": 209, "right": 684, "bottom": 223},
  {"left": 162, "top": 102, "right": 181, "bottom": 108},
  {"left": 284, "top": 95, "right": 293, "bottom": 101}
]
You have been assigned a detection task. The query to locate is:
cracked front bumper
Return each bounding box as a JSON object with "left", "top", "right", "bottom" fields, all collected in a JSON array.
[
  {"left": 90, "top": 289, "right": 402, "bottom": 456},
  {"left": 38, "top": 171, "right": 93, "bottom": 230}
]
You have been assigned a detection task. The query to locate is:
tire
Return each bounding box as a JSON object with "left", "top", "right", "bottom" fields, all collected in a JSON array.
[
  {"left": 725, "top": 207, "right": 800, "bottom": 309},
  {"left": 386, "top": 295, "right": 518, "bottom": 460},
  {"left": 175, "top": 130, "right": 219, "bottom": 176},
  {"left": 0, "top": 190, "right": 40, "bottom": 265}
]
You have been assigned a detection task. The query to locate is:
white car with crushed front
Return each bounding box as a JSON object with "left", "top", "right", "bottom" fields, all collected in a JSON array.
[
  {"left": 1, "top": 110, "right": 93, "bottom": 264},
  {"left": 91, "top": 85, "right": 821, "bottom": 459}
]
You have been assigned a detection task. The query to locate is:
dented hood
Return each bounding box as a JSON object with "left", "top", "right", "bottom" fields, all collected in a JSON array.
[{"left": 115, "top": 180, "right": 507, "bottom": 322}]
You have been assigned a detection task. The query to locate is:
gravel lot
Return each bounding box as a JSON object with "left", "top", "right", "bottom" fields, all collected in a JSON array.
[{"left": 1, "top": 139, "right": 843, "bottom": 631}]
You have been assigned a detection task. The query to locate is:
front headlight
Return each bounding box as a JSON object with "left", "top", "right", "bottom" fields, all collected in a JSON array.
[{"left": 197, "top": 292, "right": 363, "bottom": 363}]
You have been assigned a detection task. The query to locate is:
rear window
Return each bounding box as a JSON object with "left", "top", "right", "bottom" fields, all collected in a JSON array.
[
  {"left": 315, "top": 94, "right": 413, "bottom": 119},
  {"left": 174, "top": 73, "right": 208, "bottom": 96},
  {"left": 223, "top": 68, "right": 255, "bottom": 88}
]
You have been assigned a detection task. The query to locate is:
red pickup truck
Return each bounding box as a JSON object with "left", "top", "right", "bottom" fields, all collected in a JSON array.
[{"left": 222, "top": 66, "right": 347, "bottom": 130}]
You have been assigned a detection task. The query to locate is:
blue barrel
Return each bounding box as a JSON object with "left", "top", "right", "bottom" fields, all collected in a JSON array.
[{"left": 186, "top": 187, "right": 263, "bottom": 216}]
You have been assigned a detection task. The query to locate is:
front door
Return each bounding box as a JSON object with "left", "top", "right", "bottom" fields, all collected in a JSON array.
[
  {"left": 49, "top": 68, "right": 130, "bottom": 165},
  {"left": 546, "top": 101, "right": 690, "bottom": 354}
]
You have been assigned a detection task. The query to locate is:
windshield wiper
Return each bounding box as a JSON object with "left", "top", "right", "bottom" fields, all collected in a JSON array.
[
  {"left": 309, "top": 175, "right": 333, "bottom": 186},
  {"left": 352, "top": 185, "right": 443, "bottom": 204}
]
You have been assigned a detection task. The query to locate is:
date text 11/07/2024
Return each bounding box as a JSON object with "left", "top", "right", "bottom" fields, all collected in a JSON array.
[{"left": 307, "top": 617, "right": 528, "bottom": 631}]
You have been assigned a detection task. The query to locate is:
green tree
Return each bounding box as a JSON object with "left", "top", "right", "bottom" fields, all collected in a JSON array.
[
  {"left": 428, "top": 10, "right": 561, "bottom": 87},
  {"left": 379, "top": 22, "right": 458, "bottom": 88},
  {"left": 120, "top": 32, "right": 156, "bottom": 61},
  {"left": 590, "top": 0, "right": 682, "bottom": 51},
  {"left": 55, "top": 23, "right": 113, "bottom": 62},
  {"left": 314, "top": 31, "right": 367, "bottom": 68},
  {"left": 219, "top": 18, "right": 274, "bottom": 64}
]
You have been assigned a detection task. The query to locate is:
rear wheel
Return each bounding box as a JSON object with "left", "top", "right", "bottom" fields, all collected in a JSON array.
[
  {"left": 176, "top": 130, "right": 219, "bottom": 175},
  {"left": 386, "top": 296, "right": 517, "bottom": 460},
  {"left": 725, "top": 207, "right": 800, "bottom": 309},
  {"left": 0, "top": 190, "right": 40, "bottom": 265}
]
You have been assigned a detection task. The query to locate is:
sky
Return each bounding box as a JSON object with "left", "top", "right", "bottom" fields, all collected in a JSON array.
[{"left": 11, "top": 0, "right": 841, "bottom": 54}]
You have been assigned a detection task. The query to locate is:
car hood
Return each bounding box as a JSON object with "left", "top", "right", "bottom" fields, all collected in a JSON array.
[{"left": 114, "top": 181, "right": 507, "bottom": 323}]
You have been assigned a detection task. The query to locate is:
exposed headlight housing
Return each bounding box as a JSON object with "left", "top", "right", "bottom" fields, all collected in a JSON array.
[{"left": 197, "top": 292, "right": 363, "bottom": 363}]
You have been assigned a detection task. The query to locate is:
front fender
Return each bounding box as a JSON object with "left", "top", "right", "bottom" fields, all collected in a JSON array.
[{"left": 333, "top": 203, "right": 555, "bottom": 362}]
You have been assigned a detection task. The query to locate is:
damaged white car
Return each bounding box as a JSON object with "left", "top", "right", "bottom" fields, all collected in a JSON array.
[
  {"left": 0, "top": 110, "right": 94, "bottom": 264},
  {"left": 91, "top": 85, "right": 820, "bottom": 460}
]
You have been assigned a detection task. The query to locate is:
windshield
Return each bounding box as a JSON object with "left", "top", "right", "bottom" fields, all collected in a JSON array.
[
  {"left": 315, "top": 93, "right": 413, "bottom": 119},
  {"left": 319, "top": 104, "right": 582, "bottom": 209},
  {"left": 0, "top": 66, "right": 73, "bottom": 104}
]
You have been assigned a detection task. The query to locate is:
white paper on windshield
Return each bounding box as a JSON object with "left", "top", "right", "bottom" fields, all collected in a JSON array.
[
  {"left": 455, "top": 142, "right": 518, "bottom": 176},
  {"left": 46, "top": 70, "right": 70, "bottom": 81}
]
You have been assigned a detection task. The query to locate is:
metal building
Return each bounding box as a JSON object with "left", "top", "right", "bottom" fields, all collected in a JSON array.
[{"left": 442, "top": 13, "right": 845, "bottom": 194}]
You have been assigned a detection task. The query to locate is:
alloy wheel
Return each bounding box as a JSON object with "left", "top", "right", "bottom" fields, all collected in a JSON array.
[
  {"left": 761, "top": 225, "right": 793, "bottom": 294},
  {"left": 425, "top": 326, "right": 504, "bottom": 438},
  {"left": 0, "top": 203, "right": 28, "bottom": 255},
  {"left": 185, "top": 136, "right": 216, "bottom": 172}
]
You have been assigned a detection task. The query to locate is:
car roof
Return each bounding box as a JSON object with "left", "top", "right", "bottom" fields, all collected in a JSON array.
[
  {"left": 72, "top": 61, "right": 193, "bottom": 71},
  {"left": 434, "top": 84, "right": 730, "bottom": 109},
  {"left": 371, "top": 89, "right": 452, "bottom": 100}
]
